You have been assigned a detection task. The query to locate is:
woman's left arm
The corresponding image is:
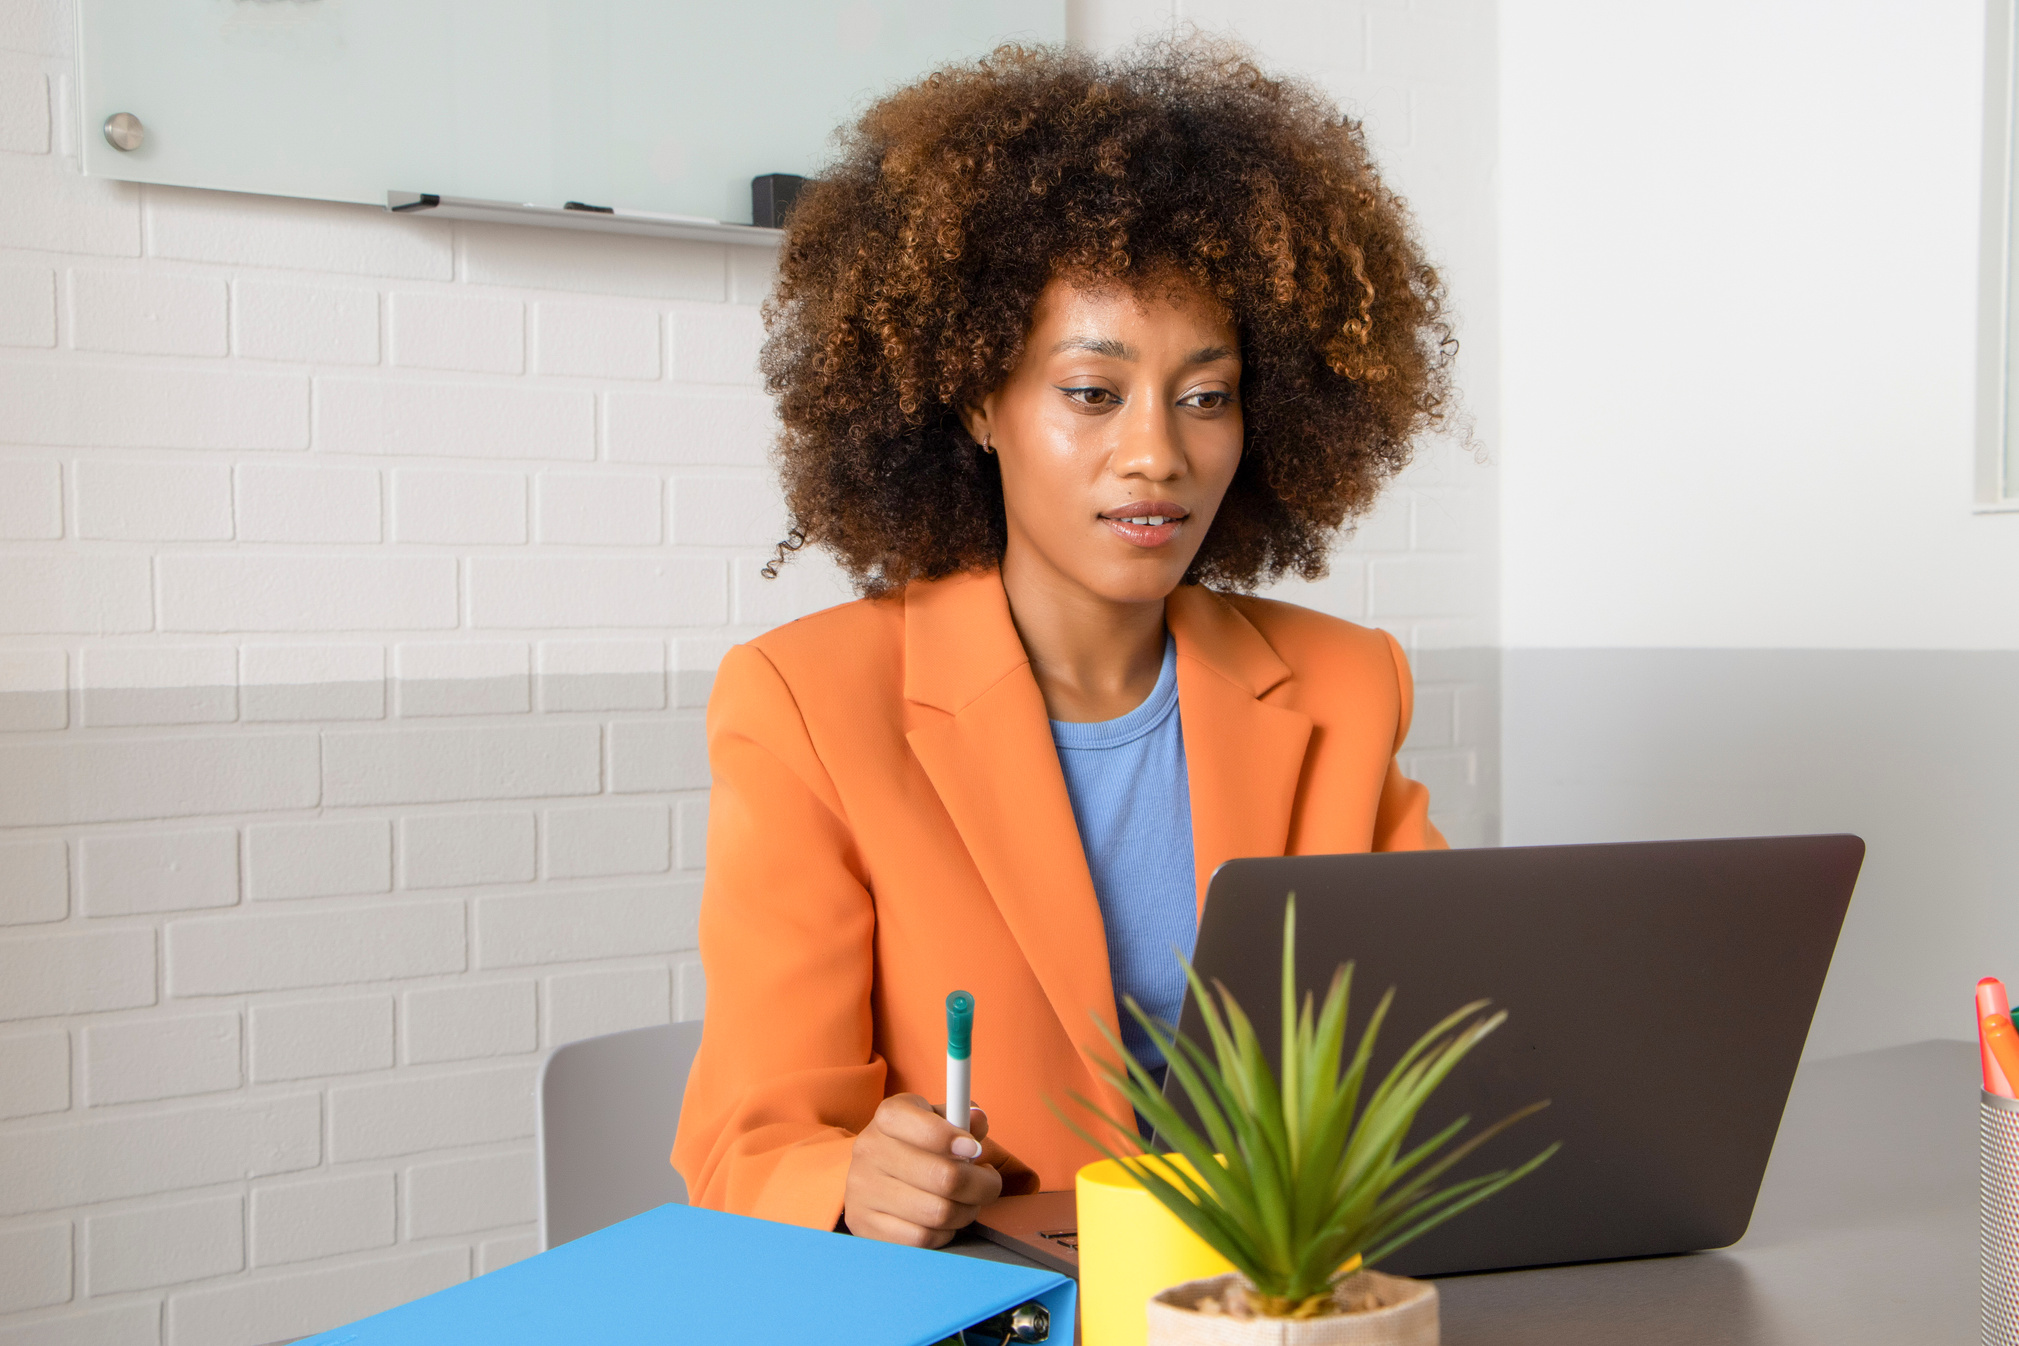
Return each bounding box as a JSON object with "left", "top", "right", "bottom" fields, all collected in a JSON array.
[{"left": 670, "top": 644, "right": 885, "bottom": 1230}]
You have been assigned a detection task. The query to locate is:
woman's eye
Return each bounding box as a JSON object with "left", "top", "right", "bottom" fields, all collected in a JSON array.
[
  {"left": 1062, "top": 386, "right": 1117, "bottom": 406},
  {"left": 1184, "top": 390, "right": 1234, "bottom": 410}
]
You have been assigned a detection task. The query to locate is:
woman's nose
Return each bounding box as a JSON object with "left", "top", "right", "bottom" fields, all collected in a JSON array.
[{"left": 1112, "top": 398, "right": 1182, "bottom": 480}]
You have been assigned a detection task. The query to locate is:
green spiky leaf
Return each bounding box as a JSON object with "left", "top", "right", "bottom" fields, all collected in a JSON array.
[{"left": 1049, "top": 893, "right": 1556, "bottom": 1313}]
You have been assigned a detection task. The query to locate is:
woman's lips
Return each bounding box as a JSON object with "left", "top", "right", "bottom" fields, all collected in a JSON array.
[{"left": 1100, "top": 503, "right": 1189, "bottom": 549}]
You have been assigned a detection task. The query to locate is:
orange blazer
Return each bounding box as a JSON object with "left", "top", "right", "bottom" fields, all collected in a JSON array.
[{"left": 671, "top": 569, "right": 1445, "bottom": 1230}]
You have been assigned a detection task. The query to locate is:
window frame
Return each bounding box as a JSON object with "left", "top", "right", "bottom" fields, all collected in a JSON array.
[{"left": 1978, "top": 0, "right": 2019, "bottom": 509}]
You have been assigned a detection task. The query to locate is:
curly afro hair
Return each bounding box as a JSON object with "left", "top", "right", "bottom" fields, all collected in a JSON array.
[{"left": 762, "top": 37, "right": 1453, "bottom": 596}]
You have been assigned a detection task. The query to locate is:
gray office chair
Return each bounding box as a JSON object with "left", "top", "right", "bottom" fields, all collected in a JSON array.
[{"left": 537, "top": 1019, "right": 704, "bottom": 1249}]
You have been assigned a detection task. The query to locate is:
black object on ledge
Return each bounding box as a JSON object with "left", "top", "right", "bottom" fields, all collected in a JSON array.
[{"left": 752, "top": 174, "right": 808, "bottom": 229}]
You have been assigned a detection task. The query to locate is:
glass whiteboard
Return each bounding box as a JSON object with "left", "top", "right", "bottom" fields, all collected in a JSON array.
[{"left": 79, "top": 0, "right": 1064, "bottom": 225}]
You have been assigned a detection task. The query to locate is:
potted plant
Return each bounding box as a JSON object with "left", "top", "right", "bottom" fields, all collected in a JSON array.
[{"left": 1063, "top": 895, "right": 1558, "bottom": 1345}]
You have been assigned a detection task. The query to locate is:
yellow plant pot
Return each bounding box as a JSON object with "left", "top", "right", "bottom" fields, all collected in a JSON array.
[{"left": 1077, "top": 1156, "right": 1236, "bottom": 1346}]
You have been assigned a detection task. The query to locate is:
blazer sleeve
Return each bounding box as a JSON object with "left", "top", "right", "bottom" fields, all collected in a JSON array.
[
  {"left": 1371, "top": 629, "right": 1449, "bottom": 853},
  {"left": 669, "top": 643, "right": 885, "bottom": 1230}
]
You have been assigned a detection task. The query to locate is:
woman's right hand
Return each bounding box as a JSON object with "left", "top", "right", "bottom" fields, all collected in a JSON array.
[{"left": 842, "top": 1093, "right": 1039, "bottom": 1247}]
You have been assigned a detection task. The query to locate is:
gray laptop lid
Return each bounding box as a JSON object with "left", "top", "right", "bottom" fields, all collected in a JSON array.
[{"left": 1161, "top": 835, "right": 1862, "bottom": 1277}]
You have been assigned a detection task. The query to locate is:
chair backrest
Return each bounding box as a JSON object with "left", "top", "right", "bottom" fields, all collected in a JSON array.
[{"left": 537, "top": 1019, "right": 705, "bottom": 1249}]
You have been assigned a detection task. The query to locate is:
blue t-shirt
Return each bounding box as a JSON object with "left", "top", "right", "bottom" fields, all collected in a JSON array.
[{"left": 1049, "top": 635, "right": 1198, "bottom": 1068}]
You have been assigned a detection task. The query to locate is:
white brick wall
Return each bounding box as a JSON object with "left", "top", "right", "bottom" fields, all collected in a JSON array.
[
  {"left": 82, "top": 1013, "right": 241, "bottom": 1106},
  {"left": 402, "top": 981, "right": 537, "bottom": 1065},
  {"left": 0, "top": 839, "right": 67, "bottom": 924},
  {"left": 84, "top": 1196, "right": 244, "bottom": 1295},
  {"left": 0, "top": 1031, "right": 69, "bottom": 1119},
  {"left": 0, "top": 1223, "right": 70, "bottom": 1315},
  {"left": 0, "top": 0, "right": 1498, "bottom": 1338},
  {"left": 249, "top": 996, "right": 394, "bottom": 1083},
  {"left": 249, "top": 1172, "right": 396, "bottom": 1268}
]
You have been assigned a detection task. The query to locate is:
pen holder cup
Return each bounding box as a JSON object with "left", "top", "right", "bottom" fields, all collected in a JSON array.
[
  {"left": 1078, "top": 1158, "right": 1234, "bottom": 1346},
  {"left": 1984, "top": 1090, "right": 2019, "bottom": 1345}
]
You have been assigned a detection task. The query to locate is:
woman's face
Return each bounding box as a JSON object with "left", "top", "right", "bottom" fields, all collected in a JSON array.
[{"left": 966, "top": 274, "right": 1244, "bottom": 608}]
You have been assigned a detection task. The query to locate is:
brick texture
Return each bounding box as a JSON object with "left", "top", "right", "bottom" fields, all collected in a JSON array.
[
  {"left": 0, "top": 557, "right": 151, "bottom": 633},
  {"left": 164, "top": 1246, "right": 466, "bottom": 1346},
  {"left": 78, "top": 829, "right": 239, "bottom": 917},
  {"left": 328, "top": 1065, "right": 537, "bottom": 1162},
  {"left": 315, "top": 377, "right": 591, "bottom": 460},
  {"left": 0, "top": 459, "right": 60, "bottom": 536},
  {"left": 603, "top": 389, "right": 773, "bottom": 465},
  {"left": 249, "top": 995, "right": 394, "bottom": 1082},
  {"left": 0, "top": 1304, "right": 158, "bottom": 1346},
  {"left": 0, "top": 734, "right": 320, "bottom": 827},
  {"left": 0, "top": 929, "right": 154, "bottom": 1021},
  {"left": 404, "top": 1150, "right": 537, "bottom": 1237},
  {"left": 323, "top": 724, "right": 599, "bottom": 806},
  {"left": 545, "top": 965, "right": 672, "bottom": 1047},
  {"left": 73, "top": 461, "right": 232, "bottom": 542},
  {"left": 393, "top": 641, "right": 530, "bottom": 717},
  {"left": 166, "top": 902, "right": 464, "bottom": 996},
  {"left": 402, "top": 980, "right": 536, "bottom": 1064},
  {"left": 389, "top": 468, "right": 527, "bottom": 544},
  {"left": 534, "top": 472, "right": 663, "bottom": 546},
  {"left": 85, "top": 1195, "right": 244, "bottom": 1294},
  {"left": 78, "top": 647, "right": 237, "bottom": 727},
  {"left": 398, "top": 810, "right": 535, "bottom": 890},
  {"left": 0, "top": 1224, "right": 69, "bottom": 1314},
  {"left": 478, "top": 1232, "right": 540, "bottom": 1275},
  {"left": 388, "top": 291, "right": 524, "bottom": 374},
  {"left": 233, "top": 279, "right": 380, "bottom": 364},
  {"left": 536, "top": 640, "right": 666, "bottom": 713},
  {"left": 467, "top": 556, "right": 727, "bottom": 628},
  {"left": 533, "top": 301, "right": 659, "bottom": 379},
  {"left": 0, "top": 68, "right": 49, "bottom": 156},
  {"left": 0, "top": 840, "right": 67, "bottom": 925},
  {"left": 235, "top": 464, "right": 382, "bottom": 544},
  {"left": 544, "top": 803, "right": 670, "bottom": 879},
  {"left": 0, "top": 648, "right": 66, "bottom": 732},
  {"left": 158, "top": 555, "right": 459, "bottom": 632},
  {"left": 247, "top": 819, "right": 392, "bottom": 902},
  {"left": 83, "top": 1012, "right": 242, "bottom": 1105},
  {"left": 0, "top": 266, "right": 57, "bottom": 347},
  {"left": 0, "top": 364, "right": 306, "bottom": 449},
  {"left": 250, "top": 1172, "right": 396, "bottom": 1267},
  {"left": 608, "top": 719, "right": 708, "bottom": 793},
  {"left": 0, "top": 1030, "right": 68, "bottom": 1118},
  {"left": 69, "top": 269, "right": 228, "bottom": 357},
  {"left": 475, "top": 883, "right": 701, "bottom": 968},
  {"left": 0, "top": 1094, "right": 319, "bottom": 1215}
]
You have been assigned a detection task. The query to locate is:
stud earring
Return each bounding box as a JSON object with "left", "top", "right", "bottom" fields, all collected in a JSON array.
[{"left": 981, "top": 435, "right": 995, "bottom": 455}]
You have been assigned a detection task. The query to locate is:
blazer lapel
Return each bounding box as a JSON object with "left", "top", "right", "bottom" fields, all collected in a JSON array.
[
  {"left": 1166, "top": 587, "right": 1315, "bottom": 913},
  {"left": 901, "top": 572, "right": 1132, "bottom": 1119}
]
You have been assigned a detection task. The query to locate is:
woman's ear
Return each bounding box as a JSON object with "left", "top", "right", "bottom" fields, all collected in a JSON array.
[{"left": 959, "top": 401, "right": 992, "bottom": 451}]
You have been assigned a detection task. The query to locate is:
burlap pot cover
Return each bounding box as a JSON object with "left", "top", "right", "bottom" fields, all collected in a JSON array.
[{"left": 1146, "top": 1271, "right": 1438, "bottom": 1346}]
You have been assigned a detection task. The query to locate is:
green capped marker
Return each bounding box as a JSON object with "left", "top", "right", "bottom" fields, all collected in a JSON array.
[{"left": 946, "top": 990, "right": 974, "bottom": 1140}]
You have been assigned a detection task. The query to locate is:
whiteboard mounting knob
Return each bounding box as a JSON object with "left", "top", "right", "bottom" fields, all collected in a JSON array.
[{"left": 103, "top": 113, "right": 144, "bottom": 152}]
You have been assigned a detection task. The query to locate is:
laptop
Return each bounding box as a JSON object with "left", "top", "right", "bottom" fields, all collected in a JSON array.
[{"left": 974, "top": 834, "right": 1862, "bottom": 1277}]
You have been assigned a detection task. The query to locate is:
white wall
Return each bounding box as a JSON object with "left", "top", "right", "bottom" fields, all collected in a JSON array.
[
  {"left": 1498, "top": 0, "right": 2019, "bottom": 1061},
  {"left": 0, "top": 1, "right": 1502, "bottom": 1341},
  {"left": 1501, "top": 0, "right": 2017, "bottom": 650}
]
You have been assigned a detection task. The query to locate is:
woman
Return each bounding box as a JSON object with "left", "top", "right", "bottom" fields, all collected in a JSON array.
[{"left": 671, "top": 39, "right": 1452, "bottom": 1248}]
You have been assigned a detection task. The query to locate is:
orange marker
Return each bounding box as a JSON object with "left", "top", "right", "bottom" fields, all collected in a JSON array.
[
  {"left": 1982, "top": 979, "right": 2013, "bottom": 1097},
  {"left": 1986, "top": 1014, "right": 2019, "bottom": 1100}
]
